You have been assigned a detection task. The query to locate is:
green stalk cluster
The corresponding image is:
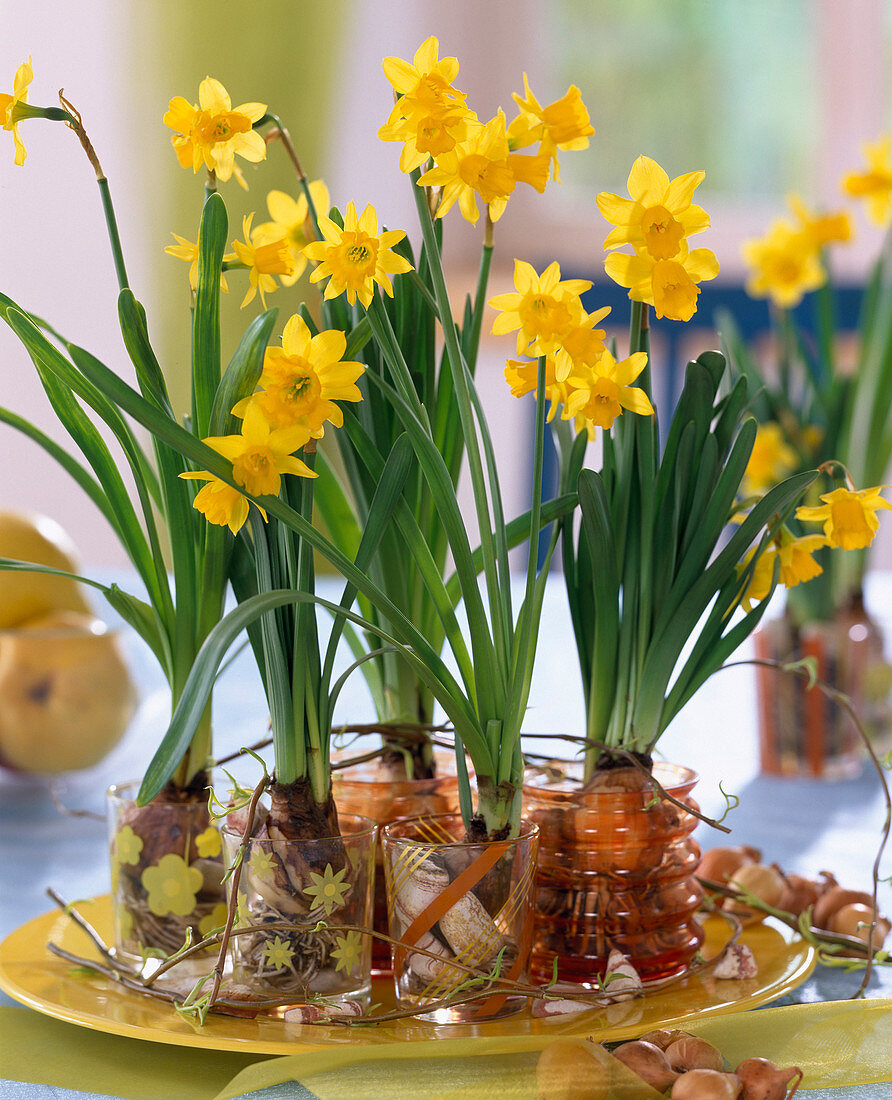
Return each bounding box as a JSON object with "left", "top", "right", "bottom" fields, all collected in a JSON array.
[{"left": 560, "top": 311, "right": 816, "bottom": 781}]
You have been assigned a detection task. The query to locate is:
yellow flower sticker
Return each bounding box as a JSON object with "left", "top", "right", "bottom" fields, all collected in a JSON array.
[
  {"left": 331, "top": 930, "right": 363, "bottom": 976},
  {"left": 195, "top": 827, "right": 222, "bottom": 859},
  {"left": 115, "top": 826, "right": 143, "bottom": 866},
  {"left": 263, "top": 935, "right": 295, "bottom": 971},
  {"left": 199, "top": 902, "right": 229, "bottom": 938},
  {"left": 141, "top": 854, "right": 203, "bottom": 918},
  {"left": 303, "top": 863, "right": 352, "bottom": 916}
]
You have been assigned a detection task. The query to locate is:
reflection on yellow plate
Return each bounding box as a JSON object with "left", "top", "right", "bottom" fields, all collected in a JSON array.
[{"left": 0, "top": 897, "right": 815, "bottom": 1055}]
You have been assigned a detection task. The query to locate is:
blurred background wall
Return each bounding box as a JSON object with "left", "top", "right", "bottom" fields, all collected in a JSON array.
[{"left": 2, "top": 0, "right": 892, "bottom": 567}]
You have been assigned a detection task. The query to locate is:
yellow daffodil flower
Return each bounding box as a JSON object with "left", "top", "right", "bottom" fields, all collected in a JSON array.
[
  {"left": 796, "top": 485, "right": 892, "bottom": 550},
  {"left": 303, "top": 862, "right": 352, "bottom": 916},
  {"left": 179, "top": 469, "right": 267, "bottom": 534},
  {"left": 256, "top": 181, "right": 330, "bottom": 285},
  {"left": 0, "top": 57, "right": 33, "bottom": 166},
  {"left": 303, "top": 201, "right": 413, "bottom": 308},
  {"left": 202, "top": 402, "right": 316, "bottom": 499},
  {"left": 164, "top": 232, "right": 236, "bottom": 292},
  {"left": 504, "top": 356, "right": 573, "bottom": 422},
  {"left": 740, "top": 532, "right": 827, "bottom": 611},
  {"left": 382, "top": 36, "right": 466, "bottom": 117},
  {"left": 788, "top": 194, "right": 853, "bottom": 251},
  {"left": 331, "top": 930, "right": 363, "bottom": 975},
  {"left": 562, "top": 349, "right": 653, "bottom": 431},
  {"left": 141, "top": 853, "right": 203, "bottom": 918},
  {"left": 163, "top": 77, "right": 267, "bottom": 186},
  {"left": 605, "top": 240, "right": 719, "bottom": 322},
  {"left": 742, "top": 219, "right": 826, "bottom": 309},
  {"left": 233, "top": 314, "right": 365, "bottom": 437},
  {"left": 114, "top": 825, "right": 143, "bottom": 866},
  {"left": 418, "top": 112, "right": 519, "bottom": 224},
  {"left": 380, "top": 37, "right": 474, "bottom": 172},
  {"left": 489, "top": 259, "right": 593, "bottom": 357},
  {"left": 597, "top": 155, "right": 710, "bottom": 261},
  {"left": 744, "top": 422, "right": 798, "bottom": 496},
  {"left": 231, "top": 213, "right": 295, "bottom": 309},
  {"left": 379, "top": 102, "right": 476, "bottom": 174},
  {"left": 507, "top": 73, "right": 594, "bottom": 181},
  {"left": 262, "top": 935, "right": 295, "bottom": 971},
  {"left": 842, "top": 136, "right": 892, "bottom": 225},
  {"left": 550, "top": 310, "right": 613, "bottom": 382}
]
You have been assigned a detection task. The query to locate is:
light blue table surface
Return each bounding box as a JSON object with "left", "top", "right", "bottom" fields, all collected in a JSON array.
[{"left": 2, "top": 574, "right": 892, "bottom": 1098}]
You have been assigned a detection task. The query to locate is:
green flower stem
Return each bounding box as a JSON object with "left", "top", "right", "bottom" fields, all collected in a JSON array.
[
  {"left": 96, "top": 177, "right": 129, "bottom": 293},
  {"left": 365, "top": 296, "right": 428, "bottom": 424},
  {"left": 249, "top": 508, "right": 297, "bottom": 784},
  {"left": 11, "top": 103, "right": 72, "bottom": 123},
  {"left": 815, "top": 256, "right": 835, "bottom": 387},
  {"left": 56, "top": 95, "right": 130, "bottom": 292},
  {"left": 467, "top": 239, "right": 494, "bottom": 367},
  {"left": 500, "top": 355, "right": 547, "bottom": 765},
  {"left": 410, "top": 177, "right": 509, "bottom": 687}
]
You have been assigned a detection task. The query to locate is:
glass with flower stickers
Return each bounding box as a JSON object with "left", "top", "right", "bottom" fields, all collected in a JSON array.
[
  {"left": 222, "top": 814, "right": 377, "bottom": 1008},
  {"left": 107, "top": 781, "right": 226, "bottom": 971}
]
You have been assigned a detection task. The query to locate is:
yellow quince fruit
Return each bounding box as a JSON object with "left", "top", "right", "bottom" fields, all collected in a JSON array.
[
  {"left": 0, "top": 511, "right": 92, "bottom": 628},
  {"left": 0, "top": 611, "right": 136, "bottom": 773}
]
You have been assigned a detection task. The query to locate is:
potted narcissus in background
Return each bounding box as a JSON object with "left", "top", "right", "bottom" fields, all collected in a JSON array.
[
  {"left": 512, "top": 155, "right": 825, "bottom": 986},
  {"left": 726, "top": 149, "right": 892, "bottom": 777}
]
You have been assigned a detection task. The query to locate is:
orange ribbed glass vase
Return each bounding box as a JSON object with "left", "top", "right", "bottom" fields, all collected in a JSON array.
[{"left": 523, "top": 761, "right": 704, "bottom": 987}]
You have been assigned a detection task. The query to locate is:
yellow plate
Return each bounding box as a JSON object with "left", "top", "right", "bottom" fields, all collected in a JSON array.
[{"left": 0, "top": 898, "right": 815, "bottom": 1055}]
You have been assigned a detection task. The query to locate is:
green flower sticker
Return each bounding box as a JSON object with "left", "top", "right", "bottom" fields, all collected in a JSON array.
[
  {"left": 195, "top": 827, "right": 222, "bottom": 859},
  {"left": 141, "top": 854, "right": 203, "bottom": 917},
  {"left": 263, "top": 935, "right": 295, "bottom": 971},
  {"left": 115, "top": 826, "right": 143, "bottom": 866},
  {"left": 303, "top": 863, "right": 351, "bottom": 916},
  {"left": 331, "top": 930, "right": 363, "bottom": 976}
]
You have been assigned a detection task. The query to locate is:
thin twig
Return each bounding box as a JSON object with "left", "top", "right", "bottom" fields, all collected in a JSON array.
[
  {"left": 206, "top": 773, "right": 269, "bottom": 1009},
  {"left": 213, "top": 736, "right": 273, "bottom": 768},
  {"left": 45, "top": 890, "right": 130, "bottom": 974},
  {"left": 47, "top": 783, "right": 104, "bottom": 822}
]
